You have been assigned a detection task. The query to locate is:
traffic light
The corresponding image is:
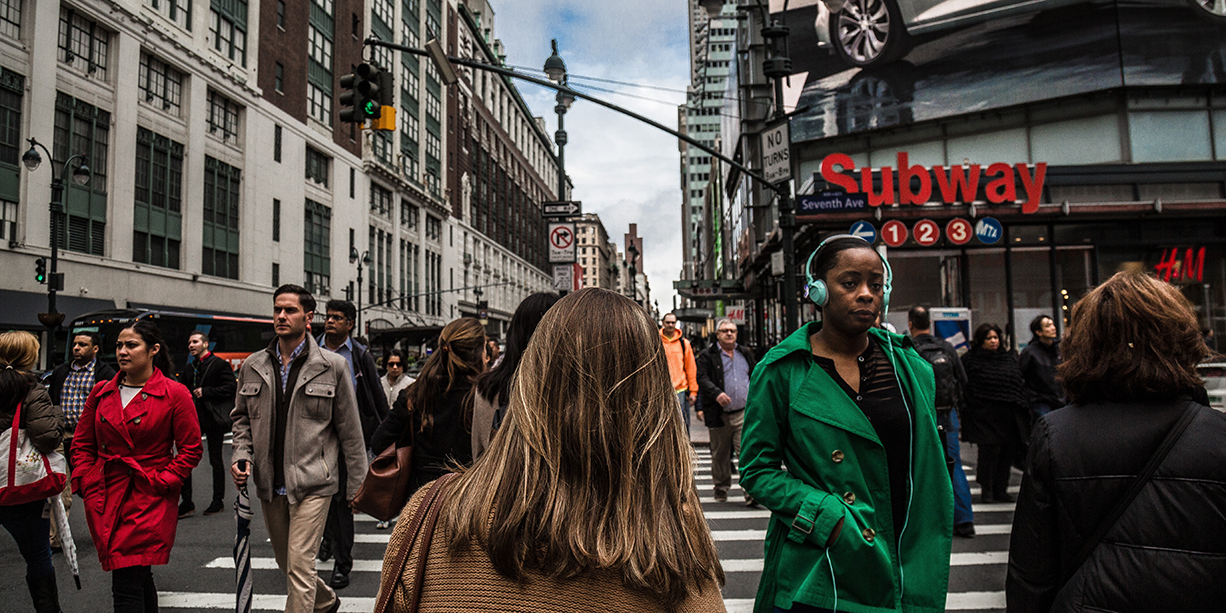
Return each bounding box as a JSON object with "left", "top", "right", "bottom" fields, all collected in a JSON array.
[
  {"left": 34, "top": 257, "right": 45, "bottom": 284},
  {"left": 372, "top": 69, "right": 396, "bottom": 132},
  {"left": 339, "top": 63, "right": 382, "bottom": 124}
]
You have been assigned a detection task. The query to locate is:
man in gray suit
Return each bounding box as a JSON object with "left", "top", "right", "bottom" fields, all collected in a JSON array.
[{"left": 230, "top": 285, "right": 367, "bottom": 613}]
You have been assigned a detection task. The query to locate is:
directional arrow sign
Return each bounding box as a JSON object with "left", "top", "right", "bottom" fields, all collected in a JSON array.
[{"left": 542, "top": 201, "right": 582, "bottom": 217}]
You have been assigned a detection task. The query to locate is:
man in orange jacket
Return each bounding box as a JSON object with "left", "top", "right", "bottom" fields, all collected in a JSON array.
[{"left": 660, "top": 312, "right": 698, "bottom": 437}]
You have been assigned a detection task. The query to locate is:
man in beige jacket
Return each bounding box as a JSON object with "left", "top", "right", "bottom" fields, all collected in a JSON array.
[{"left": 230, "top": 284, "right": 367, "bottom": 613}]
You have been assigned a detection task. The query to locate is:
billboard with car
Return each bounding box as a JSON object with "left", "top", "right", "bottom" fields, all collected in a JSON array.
[{"left": 770, "top": 0, "right": 1226, "bottom": 142}]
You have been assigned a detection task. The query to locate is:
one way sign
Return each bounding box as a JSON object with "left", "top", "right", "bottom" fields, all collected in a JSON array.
[{"left": 542, "top": 201, "right": 582, "bottom": 218}]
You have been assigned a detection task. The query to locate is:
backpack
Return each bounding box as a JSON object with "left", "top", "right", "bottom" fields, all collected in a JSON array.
[{"left": 914, "top": 337, "right": 960, "bottom": 409}]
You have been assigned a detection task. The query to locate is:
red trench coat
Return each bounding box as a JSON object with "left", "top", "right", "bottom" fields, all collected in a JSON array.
[{"left": 71, "top": 369, "right": 202, "bottom": 572}]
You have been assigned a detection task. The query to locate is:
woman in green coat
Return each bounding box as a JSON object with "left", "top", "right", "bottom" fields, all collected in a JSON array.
[{"left": 740, "top": 236, "right": 953, "bottom": 613}]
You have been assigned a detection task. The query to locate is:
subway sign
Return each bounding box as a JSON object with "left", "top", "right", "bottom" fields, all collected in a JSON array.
[{"left": 820, "top": 153, "right": 1048, "bottom": 214}]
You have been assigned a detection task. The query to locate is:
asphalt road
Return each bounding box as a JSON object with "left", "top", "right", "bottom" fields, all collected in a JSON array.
[{"left": 0, "top": 428, "right": 1014, "bottom": 612}]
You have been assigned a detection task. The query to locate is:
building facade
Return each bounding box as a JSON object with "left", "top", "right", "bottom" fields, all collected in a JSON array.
[
  {"left": 0, "top": 0, "right": 560, "bottom": 366},
  {"left": 574, "top": 212, "right": 616, "bottom": 290}
]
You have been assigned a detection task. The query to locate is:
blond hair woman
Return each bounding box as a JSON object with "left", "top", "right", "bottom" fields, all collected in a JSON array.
[
  {"left": 378, "top": 288, "right": 726, "bottom": 612},
  {"left": 0, "top": 331, "right": 64, "bottom": 613}
]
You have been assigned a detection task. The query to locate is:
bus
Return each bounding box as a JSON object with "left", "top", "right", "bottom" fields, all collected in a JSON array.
[{"left": 67, "top": 309, "right": 275, "bottom": 372}]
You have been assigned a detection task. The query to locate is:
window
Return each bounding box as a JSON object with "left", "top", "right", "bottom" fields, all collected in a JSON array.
[
  {"left": 370, "top": 182, "right": 391, "bottom": 216},
  {"left": 425, "top": 215, "right": 441, "bottom": 241},
  {"left": 272, "top": 262, "right": 280, "bottom": 286},
  {"left": 304, "top": 199, "right": 331, "bottom": 296},
  {"left": 272, "top": 198, "right": 281, "bottom": 241},
  {"left": 349, "top": 167, "right": 354, "bottom": 198},
  {"left": 59, "top": 8, "right": 109, "bottom": 79},
  {"left": 400, "top": 200, "right": 418, "bottom": 229},
  {"left": 276, "top": 0, "right": 285, "bottom": 28},
  {"left": 139, "top": 53, "right": 184, "bottom": 115},
  {"left": 273, "top": 125, "right": 282, "bottom": 162},
  {"left": 407, "top": 242, "right": 420, "bottom": 312},
  {"left": 148, "top": 0, "right": 191, "bottom": 30},
  {"left": 210, "top": 0, "right": 247, "bottom": 66},
  {"left": 308, "top": 83, "right": 331, "bottom": 126},
  {"left": 53, "top": 92, "right": 109, "bottom": 256},
  {"left": 0, "top": 0, "right": 20, "bottom": 39},
  {"left": 202, "top": 156, "right": 241, "bottom": 279},
  {"left": 425, "top": 249, "right": 441, "bottom": 316},
  {"left": 133, "top": 127, "right": 184, "bottom": 268},
  {"left": 0, "top": 69, "right": 24, "bottom": 170},
  {"left": 274, "top": 62, "right": 284, "bottom": 93},
  {"left": 308, "top": 25, "right": 332, "bottom": 67},
  {"left": 372, "top": 131, "right": 391, "bottom": 165},
  {"left": 305, "top": 146, "right": 330, "bottom": 186},
  {"left": 207, "top": 90, "right": 240, "bottom": 142},
  {"left": 0, "top": 200, "right": 15, "bottom": 242}
]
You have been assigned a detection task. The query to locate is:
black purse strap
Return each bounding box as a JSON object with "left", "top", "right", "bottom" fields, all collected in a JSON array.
[{"left": 1058, "top": 400, "right": 1199, "bottom": 592}]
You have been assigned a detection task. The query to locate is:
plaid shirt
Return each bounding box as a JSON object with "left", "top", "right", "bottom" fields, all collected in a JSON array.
[{"left": 62, "top": 358, "right": 97, "bottom": 429}]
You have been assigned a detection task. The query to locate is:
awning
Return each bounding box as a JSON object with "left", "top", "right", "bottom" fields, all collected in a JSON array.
[{"left": 0, "top": 289, "right": 118, "bottom": 330}]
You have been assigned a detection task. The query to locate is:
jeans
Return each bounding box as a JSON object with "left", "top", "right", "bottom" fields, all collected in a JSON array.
[
  {"left": 0, "top": 499, "right": 55, "bottom": 580},
  {"left": 112, "top": 565, "right": 157, "bottom": 613},
  {"left": 940, "top": 409, "right": 974, "bottom": 526},
  {"left": 323, "top": 454, "right": 354, "bottom": 574},
  {"left": 676, "top": 391, "right": 692, "bottom": 437}
]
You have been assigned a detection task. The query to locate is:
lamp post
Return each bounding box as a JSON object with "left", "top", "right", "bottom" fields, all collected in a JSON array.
[
  {"left": 544, "top": 39, "right": 575, "bottom": 201},
  {"left": 22, "top": 138, "right": 91, "bottom": 331},
  {"left": 350, "top": 247, "right": 371, "bottom": 333},
  {"left": 626, "top": 242, "right": 640, "bottom": 306}
]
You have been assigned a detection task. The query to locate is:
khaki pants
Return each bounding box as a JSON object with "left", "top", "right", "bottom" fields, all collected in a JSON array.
[
  {"left": 49, "top": 439, "right": 71, "bottom": 548},
  {"left": 261, "top": 494, "right": 336, "bottom": 613},
  {"left": 709, "top": 410, "right": 746, "bottom": 500}
]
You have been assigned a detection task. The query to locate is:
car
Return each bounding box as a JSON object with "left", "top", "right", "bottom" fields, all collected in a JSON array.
[
  {"left": 1200, "top": 361, "right": 1226, "bottom": 412},
  {"left": 810, "top": 0, "right": 1226, "bottom": 68}
]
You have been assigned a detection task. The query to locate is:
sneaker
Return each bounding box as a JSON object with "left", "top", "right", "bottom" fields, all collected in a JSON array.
[
  {"left": 954, "top": 522, "right": 976, "bottom": 538},
  {"left": 375, "top": 520, "right": 391, "bottom": 529},
  {"left": 203, "top": 500, "right": 225, "bottom": 515},
  {"left": 177, "top": 501, "right": 195, "bottom": 519},
  {"left": 745, "top": 497, "right": 759, "bottom": 508}
]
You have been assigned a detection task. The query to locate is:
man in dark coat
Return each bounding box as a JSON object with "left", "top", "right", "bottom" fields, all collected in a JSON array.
[
  {"left": 696, "top": 318, "right": 757, "bottom": 505},
  {"left": 316, "top": 299, "right": 389, "bottom": 589},
  {"left": 178, "top": 331, "right": 237, "bottom": 517},
  {"left": 1019, "top": 314, "right": 1065, "bottom": 423}
]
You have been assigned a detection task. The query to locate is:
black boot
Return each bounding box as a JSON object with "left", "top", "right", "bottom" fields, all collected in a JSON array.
[{"left": 26, "top": 574, "right": 61, "bottom": 613}]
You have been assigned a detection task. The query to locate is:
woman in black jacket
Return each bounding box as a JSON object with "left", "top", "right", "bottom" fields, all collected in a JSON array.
[
  {"left": 960, "top": 323, "right": 1028, "bottom": 503},
  {"left": 1007, "top": 272, "right": 1223, "bottom": 612},
  {"left": 370, "top": 318, "right": 486, "bottom": 498}
]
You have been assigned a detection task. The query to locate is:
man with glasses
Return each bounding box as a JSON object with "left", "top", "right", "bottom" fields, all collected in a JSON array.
[
  {"left": 696, "top": 318, "right": 757, "bottom": 505},
  {"left": 316, "top": 300, "right": 388, "bottom": 589}
]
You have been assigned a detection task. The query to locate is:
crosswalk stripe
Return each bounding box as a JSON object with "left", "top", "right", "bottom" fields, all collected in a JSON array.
[
  {"left": 952, "top": 551, "right": 1008, "bottom": 565},
  {"left": 704, "top": 509, "right": 771, "bottom": 519},
  {"left": 724, "top": 598, "right": 755, "bottom": 613},
  {"left": 159, "top": 592, "right": 374, "bottom": 611},
  {"left": 948, "top": 591, "right": 1007, "bottom": 610},
  {"left": 204, "top": 557, "right": 383, "bottom": 572},
  {"left": 976, "top": 524, "right": 1012, "bottom": 535},
  {"left": 711, "top": 529, "right": 766, "bottom": 541}
]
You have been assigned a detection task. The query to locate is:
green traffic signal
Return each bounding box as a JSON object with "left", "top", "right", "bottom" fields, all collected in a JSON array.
[
  {"left": 338, "top": 63, "right": 383, "bottom": 123},
  {"left": 34, "top": 257, "right": 46, "bottom": 284}
]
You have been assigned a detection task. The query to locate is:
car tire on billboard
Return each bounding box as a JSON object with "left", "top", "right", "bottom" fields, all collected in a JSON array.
[
  {"left": 1187, "top": 0, "right": 1226, "bottom": 22},
  {"left": 829, "top": 0, "right": 912, "bottom": 68}
]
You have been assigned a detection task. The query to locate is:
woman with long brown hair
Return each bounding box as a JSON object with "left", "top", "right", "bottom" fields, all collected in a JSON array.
[
  {"left": 378, "top": 288, "right": 725, "bottom": 611},
  {"left": 0, "top": 331, "right": 64, "bottom": 613},
  {"left": 960, "top": 322, "right": 1028, "bottom": 503},
  {"left": 1007, "top": 272, "right": 1223, "bottom": 611},
  {"left": 370, "top": 317, "right": 487, "bottom": 498}
]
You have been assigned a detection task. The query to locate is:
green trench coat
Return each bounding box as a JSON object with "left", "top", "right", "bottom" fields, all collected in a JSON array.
[{"left": 740, "top": 323, "right": 953, "bottom": 613}]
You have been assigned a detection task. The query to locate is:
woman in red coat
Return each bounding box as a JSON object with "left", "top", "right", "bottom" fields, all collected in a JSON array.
[{"left": 72, "top": 320, "right": 202, "bottom": 612}]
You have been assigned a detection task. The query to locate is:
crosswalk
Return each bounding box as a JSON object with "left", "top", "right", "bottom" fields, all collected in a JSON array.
[
  {"left": 154, "top": 442, "right": 1012, "bottom": 612},
  {"left": 694, "top": 446, "right": 1014, "bottom": 612}
]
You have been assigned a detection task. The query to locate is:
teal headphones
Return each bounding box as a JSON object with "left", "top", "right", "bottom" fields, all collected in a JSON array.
[{"left": 804, "top": 234, "right": 893, "bottom": 316}]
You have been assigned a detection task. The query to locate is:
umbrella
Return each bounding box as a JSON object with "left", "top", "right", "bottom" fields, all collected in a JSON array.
[
  {"left": 234, "top": 481, "right": 253, "bottom": 613},
  {"left": 49, "top": 497, "right": 81, "bottom": 589}
]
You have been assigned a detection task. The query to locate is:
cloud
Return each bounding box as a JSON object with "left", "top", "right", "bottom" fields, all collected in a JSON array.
[{"left": 490, "top": 0, "right": 690, "bottom": 309}]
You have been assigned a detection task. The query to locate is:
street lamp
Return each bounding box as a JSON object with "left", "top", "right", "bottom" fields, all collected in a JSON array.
[
  {"left": 22, "top": 138, "right": 91, "bottom": 331},
  {"left": 544, "top": 39, "right": 574, "bottom": 200},
  {"left": 350, "top": 247, "right": 372, "bottom": 332},
  {"left": 626, "top": 242, "right": 640, "bottom": 306}
]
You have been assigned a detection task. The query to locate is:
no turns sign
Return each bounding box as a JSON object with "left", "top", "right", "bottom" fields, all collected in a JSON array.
[{"left": 548, "top": 223, "right": 576, "bottom": 263}]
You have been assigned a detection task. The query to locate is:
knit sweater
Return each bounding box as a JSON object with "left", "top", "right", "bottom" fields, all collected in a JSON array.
[{"left": 381, "top": 483, "right": 728, "bottom": 612}]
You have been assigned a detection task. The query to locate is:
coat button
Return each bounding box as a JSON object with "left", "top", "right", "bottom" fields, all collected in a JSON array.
[
  {"left": 101, "top": 416, "right": 107, "bottom": 423},
  {"left": 843, "top": 491, "right": 856, "bottom": 504},
  {"left": 831, "top": 450, "right": 844, "bottom": 463},
  {"left": 142, "top": 393, "right": 148, "bottom": 400},
  {"left": 863, "top": 528, "right": 875, "bottom": 542},
  {"left": 134, "top": 417, "right": 141, "bottom": 425},
  {"left": 101, "top": 443, "right": 107, "bottom": 450}
]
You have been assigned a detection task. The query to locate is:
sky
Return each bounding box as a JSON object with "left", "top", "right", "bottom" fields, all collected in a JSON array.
[{"left": 489, "top": 0, "right": 691, "bottom": 312}]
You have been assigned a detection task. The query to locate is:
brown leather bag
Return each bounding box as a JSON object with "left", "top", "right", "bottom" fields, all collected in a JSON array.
[{"left": 352, "top": 441, "right": 414, "bottom": 521}]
